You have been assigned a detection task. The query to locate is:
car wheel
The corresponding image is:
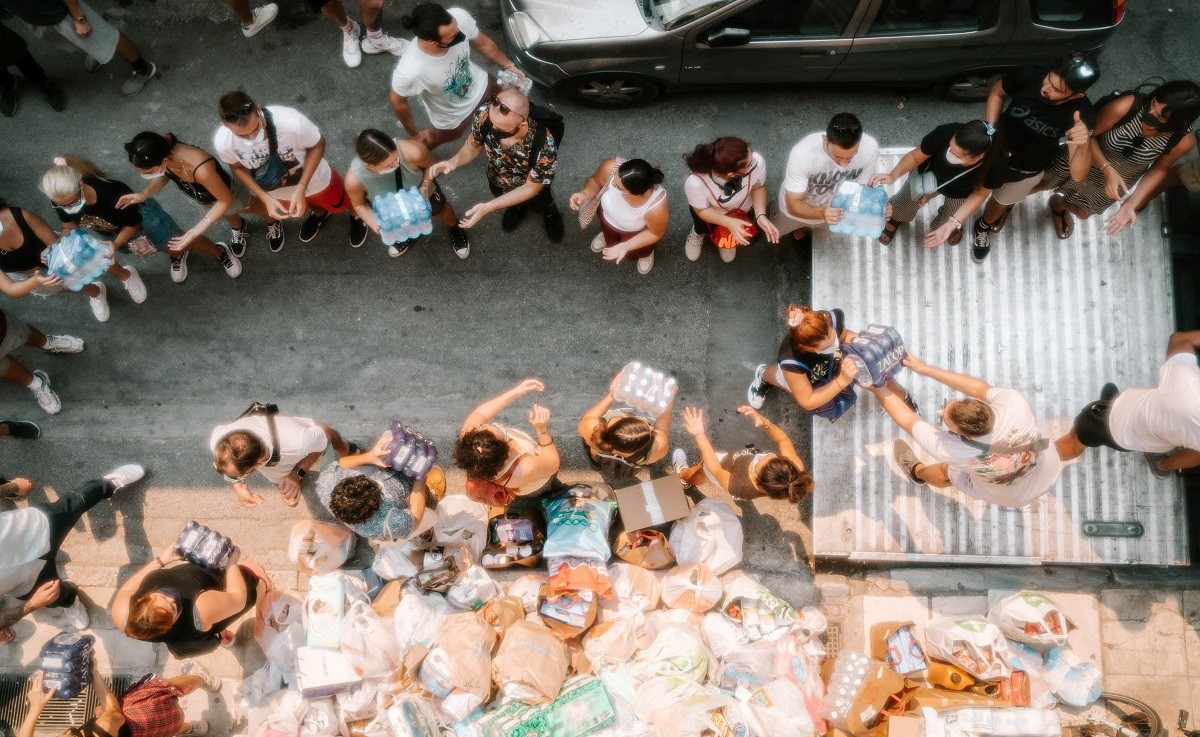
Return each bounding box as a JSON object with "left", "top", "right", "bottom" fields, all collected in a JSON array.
[
  {"left": 937, "top": 70, "right": 1008, "bottom": 102},
  {"left": 564, "top": 76, "right": 661, "bottom": 108}
]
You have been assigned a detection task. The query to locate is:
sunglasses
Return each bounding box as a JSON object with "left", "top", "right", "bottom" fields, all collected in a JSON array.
[
  {"left": 434, "top": 30, "right": 466, "bottom": 49},
  {"left": 489, "top": 96, "right": 526, "bottom": 121},
  {"left": 213, "top": 459, "right": 253, "bottom": 484},
  {"left": 222, "top": 102, "right": 255, "bottom": 123},
  {"left": 829, "top": 124, "right": 862, "bottom": 136}
]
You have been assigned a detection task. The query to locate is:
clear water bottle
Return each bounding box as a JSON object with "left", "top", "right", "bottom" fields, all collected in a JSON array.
[
  {"left": 828, "top": 183, "right": 854, "bottom": 235},
  {"left": 496, "top": 69, "right": 533, "bottom": 95},
  {"left": 46, "top": 230, "right": 112, "bottom": 292}
]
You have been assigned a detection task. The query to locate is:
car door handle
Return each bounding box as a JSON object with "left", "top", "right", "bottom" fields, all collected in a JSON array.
[
  {"left": 797, "top": 49, "right": 834, "bottom": 57},
  {"left": 960, "top": 42, "right": 986, "bottom": 48}
]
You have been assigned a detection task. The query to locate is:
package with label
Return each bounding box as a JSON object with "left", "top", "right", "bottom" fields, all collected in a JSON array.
[
  {"left": 819, "top": 651, "right": 906, "bottom": 735},
  {"left": 925, "top": 614, "right": 1012, "bottom": 681},
  {"left": 481, "top": 676, "right": 617, "bottom": 737},
  {"left": 614, "top": 475, "right": 690, "bottom": 532},
  {"left": 720, "top": 573, "right": 799, "bottom": 642},
  {"left": 39, "top": 632, "right": 95, "bottom": 699},
  {"left": 384, "top": 699, "right": 443, "bottom": 737},
  {"left": 926, "top": 707, "right": 1061, "bottom": 737},
  {"left": 543, "top": 496, "right": 617, "bottom": 562},
  {"left": 538, "top": 586, "right": 599, "bottom": 638},
  {"left": 483, "top": 510, "right": 545, "bottom": 569},
  {"left": 174, "top": 521, "right": 235, "bottom": 572},
  {"left": 613, "top": 527, "right": 676, "bottom": 570},
  {"left": 295, "top": 646, "right": 362, "bottom": 699},
  {"left": 304, "top": 574, "right": 347, "bottom": 649},
  {"left": 988, "top": 590, "right": 1076, "bottom": 650},
  {"left": 870, "top": 621, "right": 929, "bottom": 675},
  {"left": 431, "top": 612, "right": 497, "bottom": 702},
  {"left": 493, "top": 620, "right": 570, "bottom": 703}
]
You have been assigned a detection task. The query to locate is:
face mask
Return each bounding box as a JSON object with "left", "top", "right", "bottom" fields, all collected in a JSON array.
[
  {"left": 157, "top": 587, "right": 185, "bottom": 615},
  {"left": 376, "top": 162, "right": 400, "bottom": 175},
  {"left": 62, "top": 197, "right": 85, "bottom": 215},
  {"left": 816, "top": 331, "right": 840, "bottom": 356},
  {"left": 946, "top": 149, "right": 966, "bottom": 166},
  {"left": 140, "top": 170, "right": 166, "bottom": 180}
]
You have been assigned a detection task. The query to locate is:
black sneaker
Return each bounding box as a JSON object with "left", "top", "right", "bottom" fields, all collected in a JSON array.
[
  {"left": 299, "top": 211, "right": 329, "bottom": 243},
  {"left": 893, "top": 440, "right": 927, "bottom": 486},
  {"left": 543, "top": 205, "right": 565, "bottom": 243},
  {"left": 970, "top": 220, "right": 992, "bottom": 263},
  {"left": 229, "top": 224, "right": 249, "bottom": 257},
  {"left": 1100, "top": 382, "right": 1119, "bottom": 402},
  {"left": 349, "top": 217, "right": 368, "bottom": 248},
  {"left": 266, "top": 221, "right": 285, "bottom": 252},
  {"left": 448, "top": 226, "right": 470, "bottom": 259},
  {"left": 500, "top": 205, "right": 528, "bottom": 232},
  {"left": 0, "top": 420, "right": 41, "bottom": 439},
  {"left": 0, "top": 76, "right": 15, "bottom": 117},
  {"left": 36, "top": 78, "right": 65, "bottom": 112}
]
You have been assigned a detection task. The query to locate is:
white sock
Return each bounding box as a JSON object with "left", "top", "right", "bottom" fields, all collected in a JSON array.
[
  {"left": 340, "top": 19, "right": 356, "bottom": 34},
  {"left": 27, "top": 374, "right": 44, "bottom": 390},
  {"left": 366, "top": 26, "right": 382, "bottom": 40}
]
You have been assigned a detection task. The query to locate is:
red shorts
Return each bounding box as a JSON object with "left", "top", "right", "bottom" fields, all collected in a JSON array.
[{"left": 306, "top": 167, "right": 350, "bottom": 214}]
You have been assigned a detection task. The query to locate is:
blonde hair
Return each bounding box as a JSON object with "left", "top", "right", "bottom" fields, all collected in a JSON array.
[{"left": 40, "top": 156, "right": 107, "bottom": 200}]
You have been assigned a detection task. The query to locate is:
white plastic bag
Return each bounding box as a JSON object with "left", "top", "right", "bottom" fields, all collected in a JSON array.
[
  {"left": 299, "top": 698, "right": 341, "bottom": 737},
  {"left": 743, "top": 679, "right": 815, "bottom": 737},
  {"left": 393, "top": 590, "right": 451, "bottom": 651},
  {"left": 661, "top": 563, "right": 723, "bottom": 613},
  {"left": 433, "top": 494, "right": 488, "bottom": 561},
  {"left": 507, "top": 573, "right": 548, "bottom": 614},
  {"left": 372, "top": 539, "right": 420, "bottom": 581},
  {"left": 255, "top": 690, "right": 307, "bottom": 737},
  {"left": 584, "top": 618, "right": 639, "bottom": 671},
  {"left": 1043, "top": 646, "right": 1102, "bottom": 706},
  {"left": 340, "top": 602, "right": 402, "bottom": 678},
  {"left": 446, "top": 565, "right": 503, "bottom": 611},
  {"left": 628, "top": 623, "right": 710, "bottom": 685},
  {"left": 719, "top": 572, "right": 799, "bottom": 641},
  {"left": 239, "top": 663, "right": 287, "bottom": 708},
  {"left": 924, "top": 614, "right": 1012, "bottom": 680},
  {"left": 702, "top": 612, "right": 749, "bottom": 659},
  {"left": 608, "top": 563, "right": 660, "bottom": 612},
  {"left": 335, "top": 683, "right": 381, "bottom": 723},
  {"left": 254, "top": 590, "right": 305, "bottom": 672},
  {"left": 669, "top": 499, "right": 743, "bottom": 575},
  {"left": 988, "top": 590, "right": 1075, "bottom": 650},
  {"left": 288, "top": 521, "right": 356, "bottom": 575}
]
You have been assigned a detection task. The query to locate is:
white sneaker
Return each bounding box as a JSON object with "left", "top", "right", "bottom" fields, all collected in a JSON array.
[
  {"left": 83, "top": 56, "right": 101, "bottom": 73},
  {"left": 42, "top": 334, "right": 85, "bottom": 354},
  {"left": 178, "top": 721, "right": 209, "bottom": 737},
  {"left": 718, "top": 246, "right": 737, "bottom": 263},
  {"left": 64, "top": 598, "right": 90, "bottom": 630},
  {"left": 170, "top": 252, "right": 189, "bottom": 283},
  {"left": 387, "top": 245, "right": 402, "bottom": 258},
  {"left": 241, "top": 3, "right": 278, "bottom": 37},
  {"left": 30, "top": 370, "right": 61, "bottom": 415},
  {"left": 671, "top": 448, "right": 689, "bottom": 477},
  {"left": 342, "top": 21, "right": 362, "bottom": 68},
  {"left": 590, "top": 232, "right": 606, "bottom": 253},
  {"left": 89, "top": 282, "right": 110, "bottom": 322},
  {"left": 360, "top": 30, "right": 405, "bottom": 56},
  {"left": 637, "top": 252, "right": 655, "bottom": 274},
  {"left": 684, "top": 230, "right": 704, "bottom": 261},
  {"left": 217, "top": 242, "right": 242, "bottom": 278},
  {"left": 181, "top": 660, "right": 222, "bottom": 692},
  {"left": 103, "top": 463, "right": 146, "bottom": 491},
  {"left": 121, "top": 265, "right": 147, "bottom": 304}
]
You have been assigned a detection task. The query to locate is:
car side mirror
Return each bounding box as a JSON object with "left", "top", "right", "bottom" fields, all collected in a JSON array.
[{"left": 702, "top": 27, "right": 751, "bottom": 48}]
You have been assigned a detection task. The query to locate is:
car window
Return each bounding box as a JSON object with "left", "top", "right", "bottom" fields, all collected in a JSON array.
[
  {"left": 720, "top": 0, "right": 859, "bottom": 38},
  {"left": 657, "top": 0, "right": 739, "bottom": 30},
  {"left": 1030, "top": 0, "right": 1118, "bottom": 28},
  {"left": 866, "top": 0, "right": 999, "bottom": 36}
]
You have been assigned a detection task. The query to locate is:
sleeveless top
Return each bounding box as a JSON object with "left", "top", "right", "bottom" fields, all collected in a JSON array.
[
  {"left": 132, "top": 564, "right": 258, "bottom": 657},
  {"left": 599, "top": 184, "right": 666, "bottom": 233},
  {"left": 0, "top": 207, "right": 46, "bottom": 273},
  {"left": 165, "top": 156, "right": 233, "bottom": 205},
  {"left": 349, "top": 143, "right": 424, "bottom": 202},
  {"left": 719, "top": 447, "right": 771, "bottom": 501},
  {"left": 493, "top": 423, "right": 554, "bottom": 496},
  {"left": 584, "top": 409, "right": 655, "bottom": 478}
]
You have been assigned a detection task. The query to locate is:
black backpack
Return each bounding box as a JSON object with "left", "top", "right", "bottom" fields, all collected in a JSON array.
[
  {"left": 1092, "top": 78, "right": 1193, "bottom": 152},
  {"left": 481, "top": 103, "right": 565, "bottom": 172}
]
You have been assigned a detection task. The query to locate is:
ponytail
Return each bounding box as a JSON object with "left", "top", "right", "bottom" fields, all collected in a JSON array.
[{"left": 683, "top": 136, "right": 749, "bottom": 175}]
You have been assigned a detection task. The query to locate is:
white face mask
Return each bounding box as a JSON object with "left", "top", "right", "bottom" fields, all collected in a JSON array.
[
  {"left": 0, "top": 220, "right": 5, "bottom": 237},
  {"left": 140, "top": 170, "right": 166, "bottom": 180},
  {"left": 945, "top": 149, "right": 966, "bottom": 166},
  {"left": 376, "top": 162, "right": 400, "bottom": 175},
  {"left": 62, "top": 197, "right": 86, "bottom": 215},
  {"left": 816, "top": 331, "right": 840, "bottom": 356}
]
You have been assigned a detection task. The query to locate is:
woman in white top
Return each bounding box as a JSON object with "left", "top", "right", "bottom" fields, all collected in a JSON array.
[
  {"left": 682, "top": 136, "right": 779, "bottom": 263},
  {"left": 570, "top": 158, "right": 668, "bottom": 275}
]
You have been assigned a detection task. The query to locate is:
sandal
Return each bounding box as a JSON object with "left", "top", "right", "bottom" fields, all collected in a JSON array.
[
  {"left": 878, "top": 218, "right": 901, "bottom": 245},
  {"left": 0, "top": 628, "right": 13, "bottom": 644},
  {"left": 1050, "top": 196, "right": 1073, "bottom": 239},
  {"left": 947, "top": 227, "right": 963, "bottom": 245}
]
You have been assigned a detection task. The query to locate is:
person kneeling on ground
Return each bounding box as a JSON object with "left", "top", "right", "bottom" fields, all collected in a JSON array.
[
  {"left": 209, "top": 405, "right": 352, "bottom": 507},
  {"left": 0, "top": 464, "right": 144, "bottom": 644},
  {"left": 871, "top": 355, "right": 1062, "bottom": 508},
  {"left": 674, "top": 405, "right": 812, "bottom": 503},
  {"left": 570, "top": 157, "right": 669, "bottom": 275},
  {"left": 317, "top": 431, "right": 445, "bottom": 542},
  {"left": 1055, "top": 330, "right": 1200, "bottom": 478},
  {"left": 112, "top": 543, "right": 269, "bottom": 659}
]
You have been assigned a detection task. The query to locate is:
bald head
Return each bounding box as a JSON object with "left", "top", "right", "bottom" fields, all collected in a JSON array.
[{"left": 496, "top": 88, "right": 529, "bottom": 118}]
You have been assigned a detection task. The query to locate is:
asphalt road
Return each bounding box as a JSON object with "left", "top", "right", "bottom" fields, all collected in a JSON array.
[{"left": 0, "top": 0, "right": 1196, "bottom": 598}]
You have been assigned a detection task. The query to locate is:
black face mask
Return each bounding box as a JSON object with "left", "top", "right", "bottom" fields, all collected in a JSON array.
[
  {"left": 490, "top": 124, "right": 521, "bottom": 140},
  {"left": 157, "top": 587, "right": 185, "bottom": 617},
  {"left": 435, "top": 30, "right": 466, "bottom": 48}
]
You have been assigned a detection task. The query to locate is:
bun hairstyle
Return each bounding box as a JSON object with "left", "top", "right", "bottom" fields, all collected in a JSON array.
[
  {"left": 683, "top": 136, "right": 749, "bottom": 175},
  {"left": 592, "top": 415, "right": 653, "bottom": 455},
  {"left": 40, "top": 156, "right": 107, "bottom": 200},
  {"left": 756, "top": 457, "right": 813, "bottom": 503},
  {"left": 402, "top": 3, "right": 453, "bottom": 41},
  {"left": 785, "top": 304, "right": 833, "bottom": 351},
  {"left": 952, "top": 120, "right": 993, "bottom": 157},
  {"left": 354, "top": 128, "right": 398, "bottom": 165},
  {"left": 125, "top": 132, "right": 177, "bottom": 168},
  {"left": 454, "top": 427, "right": 510, "bottom": 480},
  {"left": 617, "top": 159, "right": 665, "bottom": 196}
]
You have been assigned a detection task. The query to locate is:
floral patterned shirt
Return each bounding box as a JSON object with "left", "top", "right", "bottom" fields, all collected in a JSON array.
[{"left": 468, "top": 105, "right": 558, "bottom": 193}]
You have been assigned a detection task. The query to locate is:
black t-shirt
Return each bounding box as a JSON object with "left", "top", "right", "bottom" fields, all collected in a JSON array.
[
  {"left": 0, "top": 0, "right": 69, "bottom": 26},
  {"left": 54, "top": 176, "right": 142, "bottom": 236},
  {"left": 985, "top": 65, "right": 1096, "bottom": 187},
  {"left": 776, "top": 308, "right": 846, "bottom": 386},
  {"left": 916, "top": 123, "right": 980, "bottom": 199}
]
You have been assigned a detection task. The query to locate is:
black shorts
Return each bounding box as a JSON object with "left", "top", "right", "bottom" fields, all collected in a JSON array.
[
  {"left": 1071, "top": 397, "right": 1128, "bottom": 451},
  {"left": 428, "top": 179, "right": 447, "bottom": 217},
  {"left": 306, "top": 0, "right": 331, "bottom": 11}
]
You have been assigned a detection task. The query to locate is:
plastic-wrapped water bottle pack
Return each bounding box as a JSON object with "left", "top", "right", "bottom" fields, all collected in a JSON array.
[
  {"left": 45, "top": 230, "right": 113, "bottom": 292},
  {"left": 174, "top": 521, "right": 235, "bottom": 572},
  {"left": 39, "top": 632, "right": 95, "bottom": 699},
  {"left": 612, "top": 362, "right": 677, "bottom": 419},
  {"left": 373, "top": 187, "right": 433, "bottom": 246},
  {"left": 829, "top": 182, "right": 888, "bottom": 238},
  {"left": 383, "top": 421, "right": 438, "bottom": 481},
  {"left": 843, "top": 325, "right": 908, "bottom": 388}
]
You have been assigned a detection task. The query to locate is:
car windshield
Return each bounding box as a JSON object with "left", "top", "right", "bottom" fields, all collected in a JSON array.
[{"left": 653, "top": 0, "right": 737, "bottom": 30}]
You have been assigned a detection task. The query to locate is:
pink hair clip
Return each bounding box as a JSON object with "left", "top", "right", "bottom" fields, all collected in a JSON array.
[{"left": 53, "top": 157, "right": 68, "bottom": 166}]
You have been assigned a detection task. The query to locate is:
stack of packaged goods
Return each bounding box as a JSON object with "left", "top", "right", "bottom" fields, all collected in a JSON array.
[{"left": 39, "top": 633, "right": 96, "bottom": 700}]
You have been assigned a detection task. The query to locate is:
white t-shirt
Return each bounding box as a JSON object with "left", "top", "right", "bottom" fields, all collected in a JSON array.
[
  {"left": 911, "top": 388, "right": 1061, "bottom": 508},
  {"left": 1108, "top": 352, "right": 1200, "bottom": 453},
  {"left": 213, "top": 105, "right": 333, "bottom": 199},
  {"left": 684, "top": 151, "right": 767, "bottom": 214},
  {"left": 208, "top": 414, "right": 330, "bottom": 484},
  {"left": 0, "top": 507, "right": 50, "bottom": 598},
  {"left": 390, "top": 8, "right": 487, "bottom": 131},
  {"left": 777, "top": 132, "right": 879, "bottom": 215}
]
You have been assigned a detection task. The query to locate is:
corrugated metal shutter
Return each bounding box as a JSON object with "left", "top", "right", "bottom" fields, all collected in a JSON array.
[{"left": 811, "top": 148, "right": 1187, "bottom": 566}]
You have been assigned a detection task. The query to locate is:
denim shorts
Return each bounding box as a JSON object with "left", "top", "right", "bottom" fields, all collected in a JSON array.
[{"left": 137, "top": 198, "right": 183, "bottom": 251}]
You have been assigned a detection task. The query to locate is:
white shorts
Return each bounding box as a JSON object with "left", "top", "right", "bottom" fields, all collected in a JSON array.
[{"left": 30, "top": 1, "right": 122, "bottom": 65}]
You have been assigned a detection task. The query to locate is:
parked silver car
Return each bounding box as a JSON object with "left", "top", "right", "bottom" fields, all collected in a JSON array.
[{"left": 500, "top": 0, "right": 1125, "bottom": 107}]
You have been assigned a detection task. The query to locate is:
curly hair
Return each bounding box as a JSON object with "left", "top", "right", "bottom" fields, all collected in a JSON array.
[
  {"left": 454, "top": 427, "right": 510, "bottom": 479},
  {"left": 124, "top": 593, "right": 179, "bottom": 640},
  {"left": 330, "top": 474, "right": 383, "bottom": 524},
  {"left": 592, "top": 416, "right": 652, "bottom": 456},
  {"left": 756, "top": 457, "right": 814, "bottom": 503}
]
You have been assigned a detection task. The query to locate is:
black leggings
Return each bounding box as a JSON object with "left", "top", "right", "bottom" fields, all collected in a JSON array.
[{"left": 18, "top": 479, "right": 116, "bottom": 608}]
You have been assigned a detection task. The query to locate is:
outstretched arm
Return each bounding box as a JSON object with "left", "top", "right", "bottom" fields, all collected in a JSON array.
[
  {"left": 904, "top": 355, "right": 990, "bottom": 399},
  {"left": 460, "top": 378, "right": 545, "bottom": 435},
  {"left": 866, "top": 385, "right": 921, "bottom": 434}
]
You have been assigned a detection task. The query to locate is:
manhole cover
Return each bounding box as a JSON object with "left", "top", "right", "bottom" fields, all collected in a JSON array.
[{"left": 0, "top": 674, "right": 135, "bottom": 736}]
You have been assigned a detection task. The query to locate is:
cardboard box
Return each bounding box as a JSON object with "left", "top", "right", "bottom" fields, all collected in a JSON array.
[
  {"left": 614, "top": 475, "right": 690, "bottom": 532},
  {"left": 888, "top": 714, "right": 921, "bottom": 737},
  {"left": 295, "top": 646, "right": 361, "bottom": 698},
  {"left": 845, "top": 661, "right": 906, "bottom": 734},
  {"left": 304, "top": 575, "right": 345, "bottom": 649}
]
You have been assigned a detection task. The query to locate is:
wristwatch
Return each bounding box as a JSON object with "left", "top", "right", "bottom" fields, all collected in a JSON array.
[
  {"left": 75, "top": 14, "right": 87, "bottom": 21},
  {"left": 294, "top": 468, "right": 306, "bottom": 479}
]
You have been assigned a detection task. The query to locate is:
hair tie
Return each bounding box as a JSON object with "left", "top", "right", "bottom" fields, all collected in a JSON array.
[
  {"left": 787, "top": 313, "right": 804, "bottom": 328},
  {"left": 53, "top": 157, "right": 68, "bottom": 166}
]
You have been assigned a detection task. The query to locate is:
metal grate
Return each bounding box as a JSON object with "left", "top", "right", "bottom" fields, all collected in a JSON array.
[
  {"left": 825, "top": 622, "right": 842, "bottom": 660},
  {"left": 0, "top": 674, "right": 135, "bottom": 736}
]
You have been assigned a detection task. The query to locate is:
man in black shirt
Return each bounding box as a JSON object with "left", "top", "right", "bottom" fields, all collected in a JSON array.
[{"left": 971, "top": 54, "right": 1099, "bottom": 262}]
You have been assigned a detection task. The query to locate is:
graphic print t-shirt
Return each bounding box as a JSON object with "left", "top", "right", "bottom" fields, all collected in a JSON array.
[
  {"left": 390, "top": 7, "right": 488, "bottom": 130},
  {"left": 911, "top": 388, "right": 1062, "bottom": 507},
  {"left": 777, "top": 131, "right": 879, "bottom": 216},
  {"left": 213, "top": 106, "right": 333, "bottom": 199}
]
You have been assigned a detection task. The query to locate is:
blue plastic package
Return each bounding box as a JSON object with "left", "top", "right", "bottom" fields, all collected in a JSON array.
[
  {"left": 542, "top": 497, "right": 616, "bottom": 562},
  {"left": 373, "top": 187, "right": 433, "bottom": 245},
  {"left": 45, "top": 231, "right": 113, "bottom": 292}
]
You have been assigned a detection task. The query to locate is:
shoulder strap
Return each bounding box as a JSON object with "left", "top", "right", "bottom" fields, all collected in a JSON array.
[
  {"left": 527, "top": 123, "right": 547, "bottom": 176},
  {"left": 956, "top": 434, "right": 1050, "bottom": 455},
  {"left": 262, "top": 108, "right": 279, "bottom": 160},
  {"left": 779, "top": 358, "right": 811, "bottom": 372}
]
